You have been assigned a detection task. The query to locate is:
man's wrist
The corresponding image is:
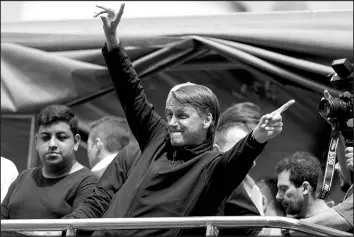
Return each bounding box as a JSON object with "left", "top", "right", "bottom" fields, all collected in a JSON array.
[
  {"left": 251, "top": 130, "right": 267, "bottom": 144},
  {"left": 248, "top": 131, "right": 267, "bottom": 148},
  {"left": 105, "top": 32, "right": 120, "bottom": 51}
]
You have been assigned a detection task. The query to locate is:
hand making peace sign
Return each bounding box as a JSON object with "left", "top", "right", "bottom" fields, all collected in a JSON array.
[
  {"left": 94, "top": 3, "right": 125, "bottom": 35},
  {"left": 94, "top": 3, "right": 125, "bottom": 50},
  {"left": 252, "top": 99, "right": 296, "bottom": 143}
]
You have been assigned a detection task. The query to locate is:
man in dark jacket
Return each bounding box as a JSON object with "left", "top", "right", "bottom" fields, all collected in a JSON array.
[{"left": 64, "top": 4, "right": 295, "bottom": 236}]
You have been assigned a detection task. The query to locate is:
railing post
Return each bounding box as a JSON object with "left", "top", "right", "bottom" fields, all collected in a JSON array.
[
  {"left": 206, "top": 224, "right": 219, "bottom": 236},
  {"left": 66, "top": 226, "right": 77, "bottom": 237}
]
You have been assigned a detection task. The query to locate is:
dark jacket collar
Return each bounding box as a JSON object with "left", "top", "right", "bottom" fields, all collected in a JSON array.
[{"left": 166, "top": 136, "right": 214, "bottom": 162}]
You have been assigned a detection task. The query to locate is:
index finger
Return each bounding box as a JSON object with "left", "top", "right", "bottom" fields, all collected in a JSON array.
[
  {"left": 113, "top": 3, "right": 125, "bottom": 21},
  {"left": 274, "top": 99, "right": 295, "bottom": 114},
  {"left": 93, "top": 10, "right": 108, "bottom": 18}
]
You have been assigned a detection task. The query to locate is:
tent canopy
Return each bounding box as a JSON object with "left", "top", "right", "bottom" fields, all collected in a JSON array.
[{"left": 1, "top": 10, "right": 352, "bottom": 203}]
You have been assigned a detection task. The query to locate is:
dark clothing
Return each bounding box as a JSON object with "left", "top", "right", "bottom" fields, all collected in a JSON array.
[
  {"left": 64, "top": 143, "right": 141, "bottom": 219},
  {"left": 1, "top": 167, "right": 98, "bottom": 219},
  {"left": 67, "top": 43, "right": 267, "bottom": 236},
  {"left": 219, "top": 186, "right": 260, "bottom": 216},
  {"left": 217, "top": 185, "right": 261, "bottom": 236}
]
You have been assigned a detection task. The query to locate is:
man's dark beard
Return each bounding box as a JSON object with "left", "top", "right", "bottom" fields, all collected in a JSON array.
[{"left": 283, "top": 200, "right": 303, "bottom": 217}]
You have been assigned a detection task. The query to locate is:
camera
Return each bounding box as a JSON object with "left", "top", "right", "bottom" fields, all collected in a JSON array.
[{"left": 319, "top": 58, "right": 353, "bottom": 143}]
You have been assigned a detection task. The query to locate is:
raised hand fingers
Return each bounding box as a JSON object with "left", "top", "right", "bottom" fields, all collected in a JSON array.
[
  {"left": 259, "top": 114, "right": 272, "bottom": 128},
  {"left": 260, "top": 113, "right": 281, "bottom": 128},
  {"left": 94, "top": 3, "right": 125, "bottom": 31},
  {"left": 260, "top": 99, "right": 294, "bottom": 127},
  {"left": 268, "top": 121, "right": 283, "bottom": 127},
  {"left": 261, "top": 117, "right": 283, "bottom": 129},
  {"left": 117, "top": 3, "right": 125, "bottom": 18},
  {"left": 112, "top": 3, "right": 125, "bottom": 23},
  {"left": 100, "top": 15, "right": 109, "bottom": 28},
  {"left": 93, "top": 10, "right": 108, "bottom": 18},
  {"left": 96, "top": 5, "right": 113, "bottom": 12},
  {"left": 274, "top": 99, "right": 295, "bottom": 115},
  {"left": 265, "top": 121, "right": 282, "bottom": 129}
]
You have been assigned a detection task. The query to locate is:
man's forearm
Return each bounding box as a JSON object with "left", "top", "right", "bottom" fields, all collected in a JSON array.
[{"left": 301, "top": 208, "right": 351, "bottom": 232}]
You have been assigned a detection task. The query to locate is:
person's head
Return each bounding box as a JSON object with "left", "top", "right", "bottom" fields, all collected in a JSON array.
[
  {"left": 256, "top": 177, "right": 285, "bottom": 216},
  {"left": 217, "top": 102, "right": 261, "bottom": 132},
  {"left": 36, "top": 105, "right": 80, "bottom": 171},
  {"left": 214, "top": 102, "right": 261, "bottom": 160},
  {"left": 214, "top": 122, "right": 249, "bottom": 152},
  {"left": 87, "top": 116, "right": 130, "bottom": 168},
  {"left": 275, "top": 151, "right": 323, "bottom": 216},
  {"left": 165, "top": 83, "right": 220, "bottom": 147}
]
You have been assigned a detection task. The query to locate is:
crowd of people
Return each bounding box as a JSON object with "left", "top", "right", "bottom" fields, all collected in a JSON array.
[{"left": 1, "top": 3, "right": 352, "bottom": 236}]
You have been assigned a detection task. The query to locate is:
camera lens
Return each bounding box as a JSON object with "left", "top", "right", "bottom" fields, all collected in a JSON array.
[
  {"left": 319, "top": 98, "right": 350, "bottom": 118},
  {"left": 319, "top": 99, "right": 333, "bottom": 117}
]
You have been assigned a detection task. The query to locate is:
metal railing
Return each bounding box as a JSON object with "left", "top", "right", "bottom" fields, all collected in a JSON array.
[{"left": 1, "top": 216, "right": 351, "bottom": 236}]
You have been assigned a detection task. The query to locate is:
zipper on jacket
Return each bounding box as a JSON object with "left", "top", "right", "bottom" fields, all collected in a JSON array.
[{"left": 172, "top": 151, "right": 176, "bottom": 164}]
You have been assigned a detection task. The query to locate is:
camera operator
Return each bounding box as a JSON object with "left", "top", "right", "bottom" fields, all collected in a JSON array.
[{"left": 301, "top": 85, "right": 353, "bottom": 232}]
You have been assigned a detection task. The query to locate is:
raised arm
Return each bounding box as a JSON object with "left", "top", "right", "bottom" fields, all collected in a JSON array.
[
  {"left": 95, "top": 4, "right": 167, "bottom": 150},
  {"left": 63, "top": 145, "right": 141, "bottom": 219},
  {"left": 209, "top": 100, "right": 296, "bottom": 198}
]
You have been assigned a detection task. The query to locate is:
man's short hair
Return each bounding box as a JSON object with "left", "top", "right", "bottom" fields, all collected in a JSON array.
[
  {"left": 89, "top": 116, "right": 131, "bottom": 153},
  {"left": 36, "top": 105, "right": 79, "bottom": 135},
  {"left": 275, "top": 151, "right": 323, "bottom": 189},
  {"left": 171, "top": 84, "right": 220, "bottom": 138},
  {"left": 218, "top": 102, "right": 261, "bottom": 132}
]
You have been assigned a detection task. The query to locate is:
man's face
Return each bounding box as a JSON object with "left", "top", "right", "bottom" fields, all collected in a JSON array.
[
  {"left": 219, "top": 126, "right": 248, "bottom": 153},
  {"left": 276, "top": 170, "right": 305, "bottom": 216},
  {"left": 36, "top": 122, "right": 79, "bottom": 169},
  {"left": 165, "top": 100, "right": 210, "bottom": 147}
]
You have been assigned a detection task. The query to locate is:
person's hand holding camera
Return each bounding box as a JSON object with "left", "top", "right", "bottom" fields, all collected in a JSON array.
[{"left": 344, "top": 146, "right": 353, "bottom": 171}]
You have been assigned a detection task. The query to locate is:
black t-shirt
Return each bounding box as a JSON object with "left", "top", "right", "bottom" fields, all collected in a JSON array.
[{"left": 1, "top": 166, "right": 98, "bottom": 219}]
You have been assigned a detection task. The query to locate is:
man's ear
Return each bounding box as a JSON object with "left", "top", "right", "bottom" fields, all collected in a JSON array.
[
  {"left": 203, "top": 113, "right": 213, "bottom": 129},
  {"left": 74, "top": 134, "right": 81, "bottom": 152},
  {"left": 95, "top": 137, "right": 103, "bottom": 149},
  {"left": 301, "top": 181, "right": 310, "bottom": 195}
]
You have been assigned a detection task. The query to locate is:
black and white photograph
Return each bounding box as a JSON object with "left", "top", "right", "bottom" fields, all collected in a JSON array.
[{"left": 1, "top": 1, "right": 353, "bottom": 236}]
